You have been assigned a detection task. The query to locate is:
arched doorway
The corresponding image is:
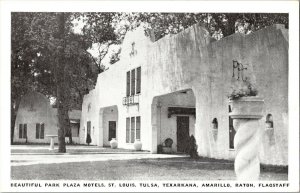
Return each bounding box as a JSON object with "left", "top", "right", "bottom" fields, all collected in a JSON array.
[
  {"left": 151, "top": 89, "right": 196, "bottom": 153},
  {"left": 99, "top": 105, "right": 118, "bottom": 147}
]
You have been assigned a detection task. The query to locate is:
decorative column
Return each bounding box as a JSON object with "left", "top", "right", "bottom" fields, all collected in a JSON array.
[{"left": 229, "top": 97, "right": 264, "bottom": 181}]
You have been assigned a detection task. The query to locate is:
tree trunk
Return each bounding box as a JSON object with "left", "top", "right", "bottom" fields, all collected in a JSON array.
[
  {"left": 11, "top": 96, "right": 22, "bottom": 144},
  {"left": 56, "top": 12, "right": 67, "bottom": 153}
]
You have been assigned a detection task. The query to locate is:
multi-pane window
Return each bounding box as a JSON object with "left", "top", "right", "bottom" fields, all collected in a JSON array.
[
  {"left": 136, "top": 67, "right": 141, "bottom": 94},
  {"left": 19, "top": 124, "right": 27, "bottom": 139},
  {"left": 126, "top": 116, "right": 141, "bottom": 143},
  {"left": 136, "top": 116, "right": 141, "bottom": 140},
  {"left": 126, "top": 67, "right": 141, "bottom": 96},
  {"left": 36, "top": 123, "right": 45, "bottom": 139}
]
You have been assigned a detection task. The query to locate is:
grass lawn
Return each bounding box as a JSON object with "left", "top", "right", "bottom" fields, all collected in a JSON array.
[{"left": 11, "top": 157, "right": 288, "bottom": 180}]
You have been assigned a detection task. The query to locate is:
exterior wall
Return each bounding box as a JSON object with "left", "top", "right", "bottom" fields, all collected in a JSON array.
[
  {"left": 145, "top": 23, "right": 288, "bottom": 165},
  {"left": 79, "top": 89, "right": 99, "bottom": 145},
  {"left": 14, "top": 92, "right": 57, "bottom": 144},
  {"left": 81, "top": 24, "right": 288, "bottom": 166},
  {"left": 14, "top": 92, "right": 82, "bottom": 144}
]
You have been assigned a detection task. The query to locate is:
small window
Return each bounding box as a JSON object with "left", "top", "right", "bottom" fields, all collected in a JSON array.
[
  {"left": 19, "top": 124, "right": 27, "bottom": 139},
  {"left": 36, "top": 123, "right": 44, "bottom": 139},
  {"left": 212, "top": 118, "right": 218, "bottom": 129},
  {"left": 212, "top": 118, "right": 218, "bottom": 141},
  {"left": 88, "top": 103, "right": 91, "bottom": 112},
  {"left": 265, "top": 113, "right": 275, "bottom": 146},
  {"left": 266, "top": 114, "right": 273, "bottom": 128}
]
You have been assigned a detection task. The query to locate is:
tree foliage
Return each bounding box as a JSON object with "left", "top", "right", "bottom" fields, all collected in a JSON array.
[
  {"left": 11, "top": 12, "right": 99, "bottom": 149},
  {"left": 132, "top": 13, "right": 288, "bottom": 41}
]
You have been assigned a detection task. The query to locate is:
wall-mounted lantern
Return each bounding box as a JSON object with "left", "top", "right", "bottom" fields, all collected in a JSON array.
[{"left": 232, "top": 60, "right": 248, "bottom": 81}]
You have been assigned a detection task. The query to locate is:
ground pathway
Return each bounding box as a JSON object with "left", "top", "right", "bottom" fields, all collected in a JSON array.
[
  {"left": 11, "top": 145, "right": 288, "bottom": 180},
  {"left": 11, "top": 145, "right": 187, "bottom": 166}
]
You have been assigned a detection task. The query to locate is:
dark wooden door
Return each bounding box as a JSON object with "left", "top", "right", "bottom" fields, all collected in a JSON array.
[
  {"left": 177, "top": 116, "right": 190, "bottom": 152},
  {"left": 108, "top": 121, "right": 116, "bottom": 141}
]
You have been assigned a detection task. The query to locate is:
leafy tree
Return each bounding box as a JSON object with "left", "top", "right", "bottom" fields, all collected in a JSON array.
[
  {"left": 133, "top": 13, "right": 288, "bottom": 41},
  {"left": 11, "top": 12, "right": 100, "bottom": 151}
]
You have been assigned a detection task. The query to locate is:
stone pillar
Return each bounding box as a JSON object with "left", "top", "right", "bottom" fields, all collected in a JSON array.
[
  {"left": 233, "top": 119, "right": 262, "bottom": 180},
  {"left": 229, "top": 97, "right": 264, "bottom": 181}
]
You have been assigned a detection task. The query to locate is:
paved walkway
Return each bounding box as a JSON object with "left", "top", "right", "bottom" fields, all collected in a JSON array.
[
  {"left": 11, "top": 144, "right": 112, "bottom": 150},
  {"left": 11, "top": 145, "right": 188, "bottom": 166}
]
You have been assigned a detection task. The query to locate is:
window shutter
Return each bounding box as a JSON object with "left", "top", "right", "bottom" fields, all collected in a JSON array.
[
  {"left": 136, "top": 116, "right": 140, "bottom": 140},
  {"left": 126, "top": 118, "right": 130, "bottom": 143},
  {"left": 41, "top": 123, "right": 45, "bottom": 139},
  {"left": 24, "top": 124, "right": 27, "bottom": 139},
  {"left": 130, "top": 117, "right": 135, "bottom": 143},
  {"left": 126, "top": 71, "right": 130, "bottom": 96},
  {"left": 136, "top": 67, "right": 141, "bottom": 94},
  {"left": 36, "top": 123, "right": 40, "bottom": 139},
  {"left": 131, "top": 69, "right": 135, "bottom": 96},
  {"left": 19, "top": 124, "right": 23, "bottom": 139}
]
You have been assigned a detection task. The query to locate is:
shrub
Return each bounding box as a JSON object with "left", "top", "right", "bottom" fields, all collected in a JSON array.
[
  {"left": 187, "top": 135, "right": 198, "bottom": 158},
  {"left": 228, "top": 78, "right": 258, "bottom": 100},
  {"left": 157, "top": 144, "right": 163, "bottom": 154},
  {"left": 86, "top": 134, "right": 92, "bottom": 145},
  {"left": 164, "top": 138, "right": 173, "bottom": 147}
]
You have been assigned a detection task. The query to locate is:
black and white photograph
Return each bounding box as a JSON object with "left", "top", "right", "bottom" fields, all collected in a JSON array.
[{"left": 0, "top": 0, "right": 299, "bottom": 192}]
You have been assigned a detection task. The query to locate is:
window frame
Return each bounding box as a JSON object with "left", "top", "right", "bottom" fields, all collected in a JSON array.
[
  {"left": 36, "top": 123, "right": 45, "bottom": 139},
  {"left": 126, "top": 66, "right": 141, "bottom": 97},
  {"left": 126, "top": 116, "right": 141, "bottom": 144},
  {"left": 19, "top": 123, "right": 27, "bottom": 139}
]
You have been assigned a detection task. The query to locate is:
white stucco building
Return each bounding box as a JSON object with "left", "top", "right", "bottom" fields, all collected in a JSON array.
[
  {"left": 80, "top": 23, "right": 288, "bottom": 166},
  {"left": 14, "top": 91, "right": 81, "bottom": 144}
]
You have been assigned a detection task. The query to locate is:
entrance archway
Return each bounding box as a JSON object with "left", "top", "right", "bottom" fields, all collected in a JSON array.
[
  {"left": 99, "top": 105, "right": 118, "bottom": 147},
  {"left": 151, "top": 89, "right": 196, "bottom": 153}
]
